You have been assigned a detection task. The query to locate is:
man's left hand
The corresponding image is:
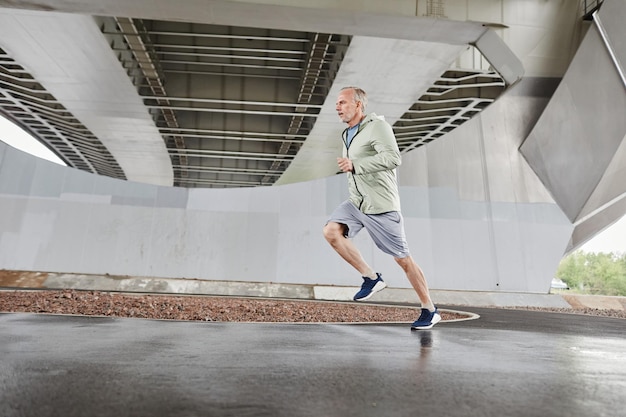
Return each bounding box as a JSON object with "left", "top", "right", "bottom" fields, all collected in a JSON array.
[{"left": 337, "top": 157, "right": 354, "bottom": 173}]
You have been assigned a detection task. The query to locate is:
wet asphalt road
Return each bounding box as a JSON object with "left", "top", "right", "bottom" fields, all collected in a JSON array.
[{"left": 1, "top": 307, "right": 624, "bottom": 417}]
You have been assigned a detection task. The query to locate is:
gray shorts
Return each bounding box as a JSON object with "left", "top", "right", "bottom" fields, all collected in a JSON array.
[{"left": 326, "top": 200, "right": 410, "bottom": 258}]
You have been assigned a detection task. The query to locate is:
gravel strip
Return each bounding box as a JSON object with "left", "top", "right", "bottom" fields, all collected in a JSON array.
[
  {"left": 0, "top": 290, "right": 468, "bottom": 323},
  {"left": 2, "top": 290, "right": 624, "bottom": 322},
  {"left": 508, "top": 305, "right": 626, "bottom": 319}
]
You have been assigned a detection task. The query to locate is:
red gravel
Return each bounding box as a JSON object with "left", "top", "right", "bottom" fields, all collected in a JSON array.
[
  {"left": 510, "top": 305, "right": 626, "bottom": 319},
  {"left": 3, "top": 289, "right": 623, "bottom": 323},
  {"left": 0, "top": 290, "right": 469, "bottom": 323}
]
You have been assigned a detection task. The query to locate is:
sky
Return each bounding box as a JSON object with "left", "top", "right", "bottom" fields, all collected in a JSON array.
[
  {"left": 1, "top": 115, "right": 625, "bottom": 254},
  {"left": 579, "top": 216, "right": 626, "bottom": 254},
  {"left": 0, "top": 115, "right": 65, "bottom": 165}
]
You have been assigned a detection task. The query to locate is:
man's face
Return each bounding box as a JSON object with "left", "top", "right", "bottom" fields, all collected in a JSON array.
[{"left": 336, "top": 89, "right": 361, "bottom": 126}]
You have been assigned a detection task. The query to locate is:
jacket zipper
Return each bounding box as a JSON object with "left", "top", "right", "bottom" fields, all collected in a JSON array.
[{"left": 343, "top": 127, "right": 364, "bottom": 210}]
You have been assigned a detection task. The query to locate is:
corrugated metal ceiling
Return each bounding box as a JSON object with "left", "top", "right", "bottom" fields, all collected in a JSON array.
[{"left": 0, "top": 16, "right": 504, "bottom": 188}]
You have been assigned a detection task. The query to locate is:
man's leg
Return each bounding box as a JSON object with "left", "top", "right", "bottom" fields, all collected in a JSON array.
[
  {"left": 323, "top": 221, "right": 386, "bottom": 301},
  {"left": 395, "top": 255, "right": 440, "bottom": 330},
  {"left": 323, "top": 221, "right": 374, "bottom": 276},
  {"left": 394, "top": 255, "right": 435, "bottom": 311}
]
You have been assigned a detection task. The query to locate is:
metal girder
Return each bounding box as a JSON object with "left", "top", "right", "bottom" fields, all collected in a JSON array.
[
  {"left": 104, "top": 18, "right": 346, "bottom": 188},
  {"left": 113, "top": 17, "right": 190, "bottom": 182},
  {"left": 394, "top": 70, "right": 505, "bottom": 152},
  {"left": 0, "top": 48, "right": 125, "bottom": 178}
]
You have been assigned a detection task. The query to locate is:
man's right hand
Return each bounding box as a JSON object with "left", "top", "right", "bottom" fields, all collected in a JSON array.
[{"left": 337, "top": 157, "right": 354, "bottom": 173}]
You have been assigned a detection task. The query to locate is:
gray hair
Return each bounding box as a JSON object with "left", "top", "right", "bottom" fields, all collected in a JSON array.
[{"left": 341, "top": 86, "right": 368, "bottom": 111}]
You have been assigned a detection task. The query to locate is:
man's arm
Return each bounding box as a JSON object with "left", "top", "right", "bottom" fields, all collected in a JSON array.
[{"left": 352, "top": 121, "right": 401, "bottom": 174}]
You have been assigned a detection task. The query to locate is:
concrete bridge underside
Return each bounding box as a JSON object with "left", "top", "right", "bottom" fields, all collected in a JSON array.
[{"left": 0, "top": 0, "right": 625, "bottom": 295}]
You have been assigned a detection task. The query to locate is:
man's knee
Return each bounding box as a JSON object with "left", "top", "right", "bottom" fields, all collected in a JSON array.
[
  {"left": 323, "top": 222, "right": 344, "bottom": 242},
  {"left": 394, "top": 255, "right": 411, "bottom": 269}
]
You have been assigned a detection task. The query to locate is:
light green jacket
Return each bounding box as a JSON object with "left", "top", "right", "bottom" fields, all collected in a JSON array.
[{"left": 342, "top": 113, "right": 402, "bottom": 214}]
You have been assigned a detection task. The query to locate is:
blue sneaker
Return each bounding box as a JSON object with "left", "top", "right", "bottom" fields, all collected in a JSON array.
[
  {"left": 353, "top": 273, "right": 387, "bottom": 301},
  {"left": 411, "top": 308, "right": 441, "bottom": 330}
]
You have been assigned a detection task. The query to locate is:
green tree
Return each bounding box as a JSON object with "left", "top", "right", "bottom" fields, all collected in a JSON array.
[
  {"left": 556, "top": 251, "right": 587, "bottom": 290},
  {"left": 585, "top": 252, "right": 621, "bottom": 295},
  {"left": 557, "top": 251, "right": 626, "bottom": 296}
]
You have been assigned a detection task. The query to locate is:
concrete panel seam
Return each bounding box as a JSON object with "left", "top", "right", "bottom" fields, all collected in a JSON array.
[{"left": 593, "top": 11, "right": 626, "bottom": 88}]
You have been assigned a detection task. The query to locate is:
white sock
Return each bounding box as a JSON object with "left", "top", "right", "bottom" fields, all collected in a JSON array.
[
  {"left": 363, "top": 270, "right": 377, "bottom": 280},
  {"left": 422, "top": 301, "right": 435, "bottom": 312}
]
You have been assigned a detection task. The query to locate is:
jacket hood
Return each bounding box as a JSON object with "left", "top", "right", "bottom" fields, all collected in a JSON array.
[
  {"left": 343, "top": 113, "right": 385, "bottom": 136},
  {"left": 360, "top": 113, "right": 385, "bottom": 127}
]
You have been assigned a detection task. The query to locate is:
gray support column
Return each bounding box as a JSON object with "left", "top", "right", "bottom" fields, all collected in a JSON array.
[{"left": 520, "top": 0, "right": 626, "bottom": 250}]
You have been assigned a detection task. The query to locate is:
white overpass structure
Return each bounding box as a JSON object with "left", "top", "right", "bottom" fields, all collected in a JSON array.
[{"left": 0, "top": 0, "right": 624, "bottom": 294}]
